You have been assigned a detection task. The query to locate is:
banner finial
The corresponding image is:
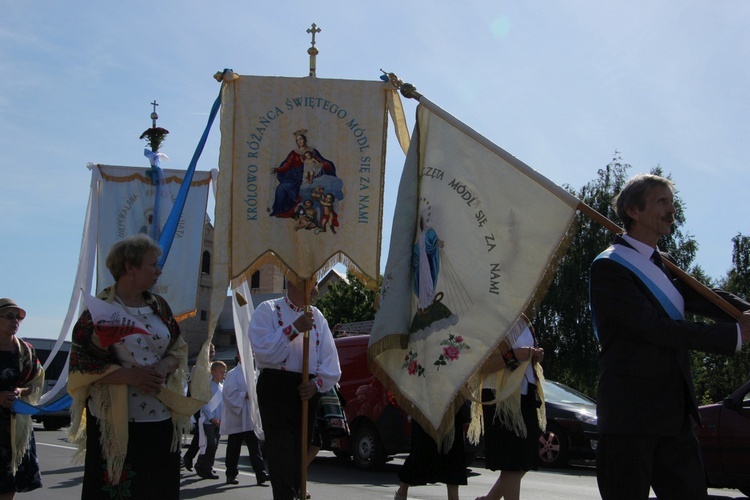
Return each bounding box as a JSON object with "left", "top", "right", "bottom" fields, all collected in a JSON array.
[
  {"left": 306, "top": 23, "right": 321, "bottom": 77},
  {"left": 379, "top": 70, "right": 422, "bottom": 100}
]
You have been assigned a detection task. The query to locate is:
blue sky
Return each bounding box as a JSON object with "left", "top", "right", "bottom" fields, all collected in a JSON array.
[{"left": 3, "top": 1, "right": 749, "bottom": 340}]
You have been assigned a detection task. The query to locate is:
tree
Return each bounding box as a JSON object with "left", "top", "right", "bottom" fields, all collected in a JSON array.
[
  {"left": 531, "top": 153, "right": 698, "bottom": 398},
  {"left": 314, "top": 270, "right": 378, "bottom": 328},
  {"left": 692, "top": 233, "right": 750, "bottom": 404},
  {"left": 724, "top": 233, "right": 750, "bottom": 298}
]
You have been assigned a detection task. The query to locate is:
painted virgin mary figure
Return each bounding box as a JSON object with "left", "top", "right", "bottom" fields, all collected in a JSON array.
[
  {"left": 270, "top": 130, "right": 337, "bottom": 218},
  {"left": 410, "top": 203, "right": 457, "bottom": 335},
  {"left": 413, "top": 209, "right": 441, "bottom": 312}
]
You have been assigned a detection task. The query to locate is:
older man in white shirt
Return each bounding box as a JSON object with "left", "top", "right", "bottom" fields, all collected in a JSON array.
[{"left": 248, "top": 274, "right": 341, "bottom": 500}]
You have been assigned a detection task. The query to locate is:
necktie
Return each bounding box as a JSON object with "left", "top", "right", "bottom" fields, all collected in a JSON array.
[{"left": 651, "top": 250, "right": 664, "bottom": 270}]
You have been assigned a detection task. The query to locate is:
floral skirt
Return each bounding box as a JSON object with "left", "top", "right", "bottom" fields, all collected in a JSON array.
[{"left": 0, "top": 417, "right": 42, "bottom": 494}]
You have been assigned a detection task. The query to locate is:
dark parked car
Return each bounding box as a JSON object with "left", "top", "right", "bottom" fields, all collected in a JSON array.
[
  {"left": 694, "top": 379, "right": 750, "bottom": 496},
  {"left": 538, "top": 379, "right": 598, "bottom": 467}
]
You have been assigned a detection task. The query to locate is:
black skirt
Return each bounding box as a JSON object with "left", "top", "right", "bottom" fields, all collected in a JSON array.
[
  {"left": 482, "top": 387, "right": 541, "bottom": 472},
  {"left": 398, "top": 404, "right": 469, "bottom": 486},
  {"left": 82, "top": 409, "right": 179, "bottom": 500}
]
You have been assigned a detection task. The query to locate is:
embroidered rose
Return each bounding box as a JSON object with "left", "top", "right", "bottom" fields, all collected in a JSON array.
[
  {"left": 102, "top": 462, "right": 135, "bottom": 498},
  {"left": 443, "top": 345, "right": 460, "bottom": 360},
  {"left": 402, "top": 348, "right": 425, "bottom": 377},
  {"left": 407, "top": 360, "right": 419, "bottom": 375},
  {"left": 434, "top": 333, "right": 470, "bottom": 370}
]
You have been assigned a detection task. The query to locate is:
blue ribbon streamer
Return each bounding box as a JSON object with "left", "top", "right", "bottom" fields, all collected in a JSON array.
[
  {"left": 157, "top": 89, "right": 222, "bottom": 268},
  {"left": 13, "top": 393, "right": 72, "bottom": 415}
]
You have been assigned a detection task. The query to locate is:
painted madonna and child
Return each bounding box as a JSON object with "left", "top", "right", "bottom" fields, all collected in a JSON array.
[{"left": 269, "top": 129, "right": 344, "bottom": 235}]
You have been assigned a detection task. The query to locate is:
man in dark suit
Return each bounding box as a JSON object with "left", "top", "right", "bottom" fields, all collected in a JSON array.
[{"left": 589, "top": 174, "right": 750, "bottom": 500}]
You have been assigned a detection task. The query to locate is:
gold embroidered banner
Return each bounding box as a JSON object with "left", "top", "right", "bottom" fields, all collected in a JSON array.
[
  {"left": 369, "top": 102, "right": 580, "bottom": 444},
  {"left": 217, "top": 76, "right": 390, "bottom": 285}
]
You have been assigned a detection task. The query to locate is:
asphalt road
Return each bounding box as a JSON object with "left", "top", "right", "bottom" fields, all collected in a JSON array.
[{"left": 29, "top": 424, "right": 747, "bottom": 499}]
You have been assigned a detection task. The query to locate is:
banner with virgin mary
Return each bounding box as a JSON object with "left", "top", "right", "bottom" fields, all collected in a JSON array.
[
  {"left": 214, "top": 75, "right": 403, "bottom": 286},
  {"left": 369, "top": 102, "right": 580, "bottom": 444}
]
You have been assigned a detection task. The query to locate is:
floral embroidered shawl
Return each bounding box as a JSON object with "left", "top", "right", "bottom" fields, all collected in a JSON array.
[{"left": 11, "top": 338, "right": 44, "bottom": 473}]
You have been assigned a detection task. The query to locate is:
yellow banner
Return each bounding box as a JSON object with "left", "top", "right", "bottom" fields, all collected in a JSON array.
[{"left": 218, "top": 76, "right": 389, "bottom": 285}]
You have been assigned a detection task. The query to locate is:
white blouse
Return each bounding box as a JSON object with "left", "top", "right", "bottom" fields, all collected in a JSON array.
[{"left": 112, "top": 304, "right": 172, "bottom": 422}]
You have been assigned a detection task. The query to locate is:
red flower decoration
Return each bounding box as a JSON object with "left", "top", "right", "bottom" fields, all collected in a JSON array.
[
  {"left": 443, "top": 345, "right": 460, "bottom": 360},
  {"left": 408, "top": 360, "right": 418, "bottom": 375}
]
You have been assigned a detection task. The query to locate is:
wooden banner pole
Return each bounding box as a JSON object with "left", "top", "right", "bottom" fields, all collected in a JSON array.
[{"left": 300, "top": 277, "right": 312, "bottom": 497}]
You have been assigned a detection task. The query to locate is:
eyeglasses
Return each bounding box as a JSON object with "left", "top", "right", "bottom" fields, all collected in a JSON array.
[{"left": 2, "top": 313, "right": 23, "bottom": 321}]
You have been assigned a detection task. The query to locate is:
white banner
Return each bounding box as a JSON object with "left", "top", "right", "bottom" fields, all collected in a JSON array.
[
  {"left": 95, "top": 164, "right": 211, "bottom": 318},
  {"left": 369, "top": 103, "right": 579, "bottom": 442}
]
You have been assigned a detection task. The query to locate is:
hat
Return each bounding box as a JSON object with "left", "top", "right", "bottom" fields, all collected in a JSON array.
[{"left": 0, "top": 298, "right": 26, "bottom": 319}]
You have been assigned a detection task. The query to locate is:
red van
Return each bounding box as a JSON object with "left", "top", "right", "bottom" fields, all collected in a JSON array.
[{"left": 319, "top": 334, "right": 412, "bottom": 470}]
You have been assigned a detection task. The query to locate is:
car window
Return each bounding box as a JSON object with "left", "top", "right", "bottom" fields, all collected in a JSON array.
[{"left": 543, "top": 380, "right": 595, "bottom": 405}]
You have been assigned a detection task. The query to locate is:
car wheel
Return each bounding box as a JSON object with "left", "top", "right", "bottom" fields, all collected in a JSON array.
[
  {"left": 350, "top": 423, "right": 386, "bottom": 470},
  {"left": 42, "top": 417, "right": 68, "bottom": 431},
  {"left": 538, "top": 424, "right": 569, "bottom": 468}
]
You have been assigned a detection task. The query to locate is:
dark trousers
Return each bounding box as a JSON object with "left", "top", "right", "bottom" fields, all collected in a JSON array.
[
  {"left": 597, "top": 416, "right": 707, "bottom": 500},
  {"left": 182, "top": 421, "right": 200, "bottom": 464},
  {"left": 225, "top": 430, "right": 266, "bottom": 479},
  {"left": 257, "top": 369, "right": 320, "bottom": 500},
  {"left": 195, "top": 423, "right": 220, "bottom": 473}
]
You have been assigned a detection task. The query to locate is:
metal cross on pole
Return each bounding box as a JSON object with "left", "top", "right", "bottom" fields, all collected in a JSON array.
[
  {"left": 306, "top": 23, "right": 321, "bottom": 77},
  {"left": 150, "top": 100, "right": 159, "bottom": 127}
]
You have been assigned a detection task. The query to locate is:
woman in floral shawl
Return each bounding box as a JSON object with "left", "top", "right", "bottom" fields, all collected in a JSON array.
[
  {"left": 68, "top": 235, "right": 202, "bottom": 500},
  {"left": 0, "top": 298, "right": 44, "bottom": 498}
]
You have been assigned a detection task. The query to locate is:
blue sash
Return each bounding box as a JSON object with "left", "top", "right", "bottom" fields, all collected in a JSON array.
[{"left": 592, "top": 244, "right": 684, "bottom": 339}]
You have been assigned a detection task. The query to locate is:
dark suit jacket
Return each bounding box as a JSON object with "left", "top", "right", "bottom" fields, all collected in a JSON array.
[{"left": 590, "top": 235, "right": 749, "bottom": 436}]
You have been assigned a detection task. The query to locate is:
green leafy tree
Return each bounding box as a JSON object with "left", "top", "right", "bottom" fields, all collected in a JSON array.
[
  {"left": 692, "top": 233, "right": 750, "bottom": 404},
  {"left": 532, "top": 153, "right": 697, "bottom": 398},
  {"left": 724, "top": 233, "right": 750, "bottom": 298},
  {"left": 314, "top": 271, "right": 378, "bottom": 328}
]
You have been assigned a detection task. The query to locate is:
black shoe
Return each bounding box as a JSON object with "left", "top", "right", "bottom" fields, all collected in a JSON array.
[
  {"left": 256, "top": 472, "right": 270, "bottom": 485},
  {"left": 197, "top": 470, "right": 219, "bottom": 480},
  {"left": 183, "top": 457, "right": 193, "bottom": 471},
  {"left": 226, "top": 475, "right": 239, "bottom": 485}
]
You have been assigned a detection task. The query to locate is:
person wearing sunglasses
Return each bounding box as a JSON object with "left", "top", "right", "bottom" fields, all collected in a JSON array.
[{"left": 0, "top": 298, "right": 44, "bottom": 498}]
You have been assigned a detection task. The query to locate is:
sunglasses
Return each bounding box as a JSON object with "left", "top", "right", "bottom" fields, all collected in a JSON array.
[{"left": 2, "top": 313, "right": 23, "bottom": 321}]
